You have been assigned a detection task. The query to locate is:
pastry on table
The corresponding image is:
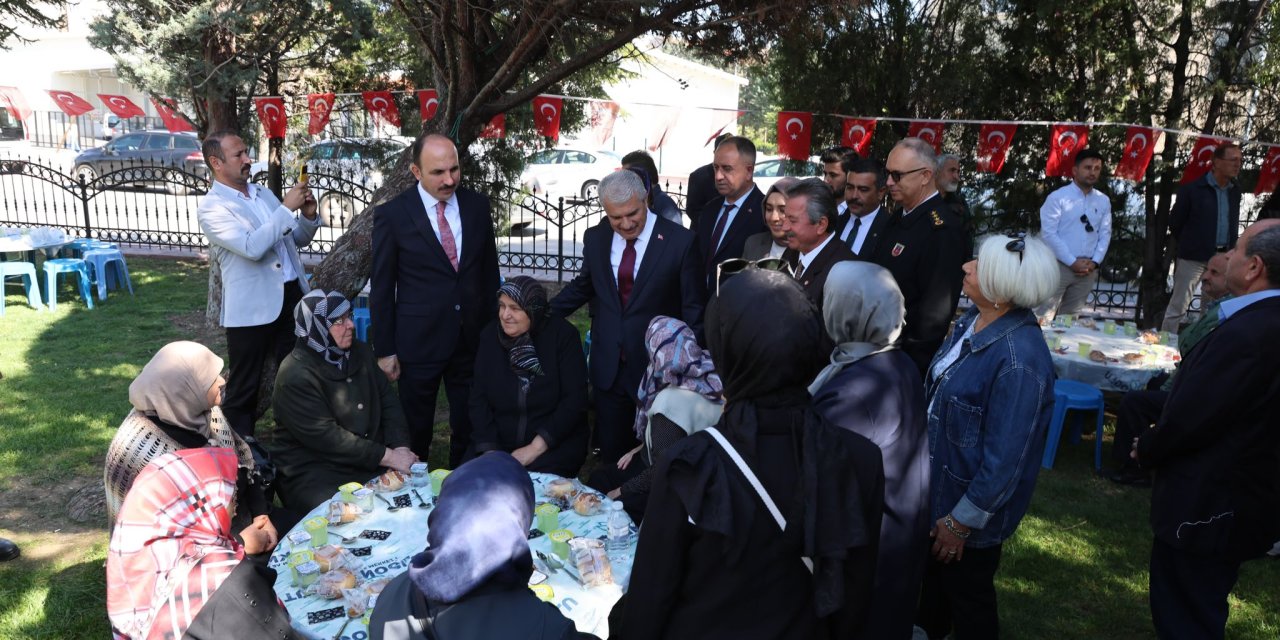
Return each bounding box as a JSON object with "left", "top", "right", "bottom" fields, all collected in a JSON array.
[
  {"left": 569, "top": 537, "right": 614, "bottom": 587},
  {"left": 327, "top": 500, "right": 363, "bottom": 525},
  {"left": 573, "top": 492, "right": 602, "bottom": 516},
  {"left": 1089, "top": 350, "right": 1108, "bottom": 363},
  {"left": 367, "top": 469, "right": 407, "bottom": 492},
  {"left": 310, "top": 568, "right": 358, "bottom": 599},
  {"left": 546, "top": 478, "right": 578, "bottom": 500}
]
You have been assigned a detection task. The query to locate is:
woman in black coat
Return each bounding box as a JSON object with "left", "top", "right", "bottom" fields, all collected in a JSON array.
[{"left": 469, "top": 276, "right": 589, "bottom": 477}]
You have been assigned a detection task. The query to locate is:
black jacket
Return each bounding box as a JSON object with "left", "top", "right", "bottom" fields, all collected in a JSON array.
[
  {"left": 833, "top": 208, "right": 892, "bottom": 260},
  {"left": 695, "top": 187, "right": 768, "bottom": 292},
  {"left": 1137, "top": 295, "right": 1280, "bottom": 561},
  {"left": 1170, "top": 175, "right": 1242, "bottom": 262},
  {"left": 181, "top": 558, "right": 301, "bottom": 640},
  {"left": 684, "top": 163, "right": 717, "bottom": 226},
  {"left": 796, "top": 236, "right": 856, "bottom": 314}
]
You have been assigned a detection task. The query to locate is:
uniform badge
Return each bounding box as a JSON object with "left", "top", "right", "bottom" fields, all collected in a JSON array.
[
  {"left": 931, "top": 211, "right": 944, "bottom": 227},
  {"left": 891, "top": 243, "right": 905, "bottom": 257}
]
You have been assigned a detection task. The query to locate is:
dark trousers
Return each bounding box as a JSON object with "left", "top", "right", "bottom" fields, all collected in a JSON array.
[
  {"left": 1149, "top": 537, "right": 1241, "bottom": 640},
  {"left": 916, "top": 543, "right": 1003, "bottom": 640},
  {"left": 399, "top": 345, "right": 475, "bottom": 468},
  {"left": 223, "top": 280, "right": 303, "bottom": 438},
  {"left": 592, "top": 378, "right": 640, "bottom": 465},
  {"left": 1111, "top": 390, "right": 1167, "bottom": 470}
]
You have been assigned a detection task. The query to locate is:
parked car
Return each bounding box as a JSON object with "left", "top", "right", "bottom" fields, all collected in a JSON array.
[
  {"left": 519, "top": 148, "right": 622, "bottom": 202},
  {"left": 73, "top": 130, "right": 206, "bottom": 194},
  {"left": 752, "top": 155, "right": 822, "bottom": 193}
]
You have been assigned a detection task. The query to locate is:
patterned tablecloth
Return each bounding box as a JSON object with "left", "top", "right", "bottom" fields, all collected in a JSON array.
[
  {"left": 269, "top": 471, "right": 634, "bottom": 640},
  {"left": 1043, "top": 321, "right": 1179, "bottom": 392}
]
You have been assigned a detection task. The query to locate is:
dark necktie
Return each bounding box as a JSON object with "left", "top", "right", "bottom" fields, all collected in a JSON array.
[
  {"left": 794, "top": 262, "right": 806, "bottom": 281},
  {"left": 618, "top": 238, "right": 637, "bottom": 307},
  {"left": 706, "top": 202, "right": 735, "bottom": 270},
  {"left": 846, "top": 216, "right": 862, "bottom": 253}
]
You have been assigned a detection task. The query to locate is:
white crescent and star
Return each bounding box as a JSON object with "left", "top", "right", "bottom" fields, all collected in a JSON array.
[
  {"left": 371, "top": 96, "right": 389, "bottom": 110},
  {"left": 108, "top": 96, "right": 128, "bottom": 109},
  {"left": 847, "top": 125, "right": 866, "bottom": 143},
  {"left": 785, "top": 116, "right": 806, "bottom": 141},
  {"left": 263, "top": 102, "right": 281, "bottom": 123},
  {"left": 540, "top": 102, "right": 558, "bottom": 123},
  {"left": 314, "top": 98, "right": 331, "bottom": 116},
  {"left": 1057, "top": 130, "right": 1079, "bottom": 155},
  {"left": 424, "top": 97, "right": 439, "bottom": 111},
  {"left": 985, "top": 130, "right": 1007, "bottom": 147},
  {"left": 918, "top": 127, "right": 937, "bottom": 142},
  {"left": 1196, "top": 145, "right": 1217, "bottom": 165}
]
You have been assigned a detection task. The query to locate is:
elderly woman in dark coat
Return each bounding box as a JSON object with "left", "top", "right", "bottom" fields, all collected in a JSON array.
[
  {"left": 810, "top": 261, "right": 929, "bottom": 640},
  {"left": 468, "top": 276, "right": 589, "bottom": 477},
  {"left": 271, "top": 290, "right": 416, "bottom": 512},
  {"left": 619, "top": 269, "right": 884, "bottom": 640}
]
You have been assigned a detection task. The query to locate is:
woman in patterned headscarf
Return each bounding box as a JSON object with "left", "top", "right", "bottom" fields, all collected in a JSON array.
[
  {"left": 468, "top": 276, "right": 589, "bottom": 476},
  {"left": 271, "top": 289, "right": 417, "bottom": 512}
]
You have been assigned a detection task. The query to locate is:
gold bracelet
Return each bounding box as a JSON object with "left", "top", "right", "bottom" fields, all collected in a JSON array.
[{"left": 944, "top": 514, "right": 971, "bottom": 539}]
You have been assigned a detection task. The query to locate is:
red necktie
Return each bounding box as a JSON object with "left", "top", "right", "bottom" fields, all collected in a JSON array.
[
  {"left": 436, "top": 200, "right": 459, "bottom": 271},
  {"left": 706, "top": 202, "right": 735, "bottom": 271},
  {"left": 618, "top": 239, "right": 637, "bottom": 307}
]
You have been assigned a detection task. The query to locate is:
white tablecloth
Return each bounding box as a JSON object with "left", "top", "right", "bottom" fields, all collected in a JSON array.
[
  {"left": 269, "top": 471, "right": 634, "bottom": 640},
  {"left": 1044, "top": 323, "right": 1179, "bottom": 392}
]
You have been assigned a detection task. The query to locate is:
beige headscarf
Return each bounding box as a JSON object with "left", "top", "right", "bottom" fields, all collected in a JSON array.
[{"left": 129, "top": 341, "right": 223, "bottom": 436}]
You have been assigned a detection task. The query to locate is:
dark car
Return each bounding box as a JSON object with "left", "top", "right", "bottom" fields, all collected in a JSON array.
[{"left": 73, "top": 131, "right": 207, "bottom": 194}]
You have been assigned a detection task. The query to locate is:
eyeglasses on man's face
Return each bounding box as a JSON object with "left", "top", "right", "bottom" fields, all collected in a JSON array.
[{"left": 886, "top": 167, "right": 928, "bottom": 183}]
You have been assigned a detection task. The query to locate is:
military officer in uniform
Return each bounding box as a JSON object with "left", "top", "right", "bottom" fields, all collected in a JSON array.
[{"left": 873, "top": 138, "right": 967, "bottom": 374}]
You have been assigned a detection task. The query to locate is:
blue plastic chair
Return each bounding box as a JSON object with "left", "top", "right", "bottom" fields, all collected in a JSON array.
[
  {"left": 81, "top": 247, "right": 134, "bottom": 300},
  {"left": 1, "top": 260, "right": 45, "bottom": 314},
  {"left": 352, "top": 307, "right": 371, "bottom": 342},
  {"left": 43, "top": 258, "right": 95, "bottom": 310},
  {"left": 1042, "top": 379, "right": 1106, "bottom": 470}
]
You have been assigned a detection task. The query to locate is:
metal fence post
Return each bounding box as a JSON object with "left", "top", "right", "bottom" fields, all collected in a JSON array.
[
  {"left": 557, "top": 196, "right": 565, "bottom": 283},
  {"left": 78, "top": 173, "right": 92, "bottom": 238}
]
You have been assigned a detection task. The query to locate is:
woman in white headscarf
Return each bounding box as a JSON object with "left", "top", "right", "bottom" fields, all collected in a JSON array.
[{"left": 809, "top": 261, "right": 929, "bottom": 640}]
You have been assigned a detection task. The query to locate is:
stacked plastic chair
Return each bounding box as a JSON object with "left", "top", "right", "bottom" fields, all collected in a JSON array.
[
  {"left": 42, "top": 258, "right": 95, "bottom": 310},
  {"left": 0, "top": 260, "right": 45, "bottom": 315},
  {"left": 1041, "top": 379, "right": 1107, "bottom": 470}
]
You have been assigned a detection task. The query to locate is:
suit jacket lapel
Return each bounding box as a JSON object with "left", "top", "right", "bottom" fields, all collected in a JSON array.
[
  {"left": 628, "top": 221, "right": 668, "bottom": 307},
  {"left": 406, "top": 190, "right": 453, "bottom": 268}
]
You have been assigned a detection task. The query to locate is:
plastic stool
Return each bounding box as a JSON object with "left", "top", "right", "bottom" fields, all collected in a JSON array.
[
  {"left": 62, "top": 238, "right": 96, "bottom": 258},
  {"left": 43, "top": 258, "right": 94, "bottom": 310},
  {"left": 1042, "top": 379, "right": 1106, "bottom": 470},
  {"left": 352, "top": 307, "right": 371, "bottom": 342},
  {"left": 1, "top": 261, "right": 44, "bottom": 314},
  {"left": 82, "top": 248, "right": 134, "bottom": 300}
]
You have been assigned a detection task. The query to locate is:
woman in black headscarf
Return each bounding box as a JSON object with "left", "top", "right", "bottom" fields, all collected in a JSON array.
[
  {"left": 469, "top": 276, "right": 589, "bottom": 476},
  {"left": 369, "top": 452, "right": 599, "bottom": 640},
  {"left": 271, "top": 289, "right": 416, "bottom": 512},
  {"left": 618, "top": 269, "right": 885, "bottom": 640}
]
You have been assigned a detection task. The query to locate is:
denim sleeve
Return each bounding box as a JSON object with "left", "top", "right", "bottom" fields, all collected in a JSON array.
[{"left": 950, "top": 364, "right": 1049, "bottom": 530}]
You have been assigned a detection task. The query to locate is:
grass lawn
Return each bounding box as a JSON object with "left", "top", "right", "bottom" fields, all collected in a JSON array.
[{"left": 0, "top": 256, "right": 1277, "bottom": 638}]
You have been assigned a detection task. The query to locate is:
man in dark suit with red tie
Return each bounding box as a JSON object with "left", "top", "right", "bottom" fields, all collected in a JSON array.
[
  {"left": 551, "top": 169, "right": 705, "bottom": 464},
  {"left": 371, "top": 133, "right": 500, "bottom": 467},
  {"left": 695, "top": 136, "right": 767, "bottom": 293}
]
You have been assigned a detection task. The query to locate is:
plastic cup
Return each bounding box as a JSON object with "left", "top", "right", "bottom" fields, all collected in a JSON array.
[
  {"left": 410, "top": 462, "right": 429, "bottom": 488},
  {"left": 1124, "top": 324, "right": 1138, "bottom": 337},
  {"left": 303, "top": 517, "right": 329, "bottom": 546},
  {"left": 1046, "top": 335, "right": 1060, "bottom": 350},
  {"left": 430, "top": 469, "right": 452, "bottom": 496},
  {"left": 535, "top": 503, "right": 560, "bottom": 533},
  {"left": 1158, "top": 331, "right": 1171, "bottom": 345},
  {"left": 353, "top": 488, "right": 374, "bottom": 511},
  {"left": 1104, "top": 320, "right": 1117, "bottom": 334},
  {"left": 530, "top": 584, "right": 555, "bottom": 602},
  {"left": 1077, "top": 341, "right": 1092, "bottom": 358},
  {"left": 1060, "top": 314, "right": 1074, "bottom": 327},
  {"left": 549, "top": 529, "right": 574, "bottom": 560},
  {"left": 339, "top": 482, "right": 363, "bottom": 502}
]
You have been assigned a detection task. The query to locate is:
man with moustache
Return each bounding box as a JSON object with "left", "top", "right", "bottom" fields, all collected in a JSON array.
[
  {"left": 694, "top": 136, "right": 767, "bottom": 293},
  {"left": 784, "top": 178, "right": 856, "bottom": 312},
  {"left": 936, "top": 153, "right": 973, "bottom": 256},
  {"left": 198, "top": 130, "right": 320, "bottom": 438},
  {"left": 872, "top": 138, "right": 966, "bottom": 374},
  {"left": 835, "top": 157, "right": 891, "bottom": 259}
]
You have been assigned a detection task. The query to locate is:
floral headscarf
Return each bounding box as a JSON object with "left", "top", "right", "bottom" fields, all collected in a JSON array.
[{"left": 632, "top": 315, "right": 724, "bottom": 438}]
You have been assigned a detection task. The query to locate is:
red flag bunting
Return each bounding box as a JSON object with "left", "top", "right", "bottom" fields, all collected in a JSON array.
[
  {"left": 307, "top": 93, "right": 335, "bottom": 136},
  {"left": 532, "top": 95, "right": 562, "bottom": 141},
  {"left": 907, "top": 121, "right": 946, "bottom": 153},
  {"left": 1045, "top": 124, "right": 1090, "bottom": 177},
  {"left": 98, "top": 93, "right": 146, "bottom": 119},
  {"left": 705, "top": 109, "right": 744, "bottom": 147},
  {"left": 417, "top": 89, "right": 439, "bottom": 122},
  {"left": 480, "top": 113, "right": 505, "bottom": 139},
  {"left": 587, "top": 101, "right": 620, "bottom": 147},
  {"left": 362, "top": 90, "right": 400, "bottom": 128},
  {"left": 1180, "top": 135, "right": 1229, "bottom": 185},
  {"left": 647, "top": 106, "right": 682, "bottom": 151},
  {"left": 1254, "top": 146, "right": 1280, "bottom": 195},
  {"left": 776, "top": 111, "right": 813, "bottom": 160},
  {"left": 841, "top": 118, "right": 877, "bottom": 157},
  {"left": 151, "top": 97, "right": 194, "bottom": 133},
  {"left": 0, "top": 86, "right": 32, "bottom": 121},
  {"left": 253, "top": 97, "right": 287, "bottom": 140},
  {"left": 975, "top": 124, "right": 1017, "bottom": 174},
  {"left": 1114, "top": 126, "right": 1159, "bottom": 182},
  {"left": 47, "top": 90, "right": 94, "bottom": 117}
]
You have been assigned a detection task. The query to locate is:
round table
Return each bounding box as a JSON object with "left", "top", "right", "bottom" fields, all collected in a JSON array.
[
  {"left": 1043, "top": 321, "right": 1179, "bottom": 392},
  {"left": 268, "top": 471, "right": 635, "bottom": 640}
]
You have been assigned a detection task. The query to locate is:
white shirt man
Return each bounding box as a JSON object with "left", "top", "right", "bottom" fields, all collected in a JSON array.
[{"left": 1037, "top": 151, "right": 1112, "bottom": 321}]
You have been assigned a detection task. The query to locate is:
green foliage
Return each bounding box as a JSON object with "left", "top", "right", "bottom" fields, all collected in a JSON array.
[{"left": 0, "top": 0, "right": 66, "bottom": 49}]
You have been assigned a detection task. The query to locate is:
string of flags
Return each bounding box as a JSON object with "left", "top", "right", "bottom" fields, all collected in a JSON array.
[{"left": 2, "top": 84, "right": 1278, "bottom": 195}]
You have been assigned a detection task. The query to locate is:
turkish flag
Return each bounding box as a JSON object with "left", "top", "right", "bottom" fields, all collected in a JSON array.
[
  {"left": 417, "top": 89, "right": 439, "bottom": 122},
  {"left": 841, "top": 118, "right": 877, "bottom": 157},
  {"left": 1180, "top": 136, "right": 1229, "bottom": 185},
  {"left": 47, "top": 90, "right": 94, "bottom": 117},
  {"left": 151, "top": 97, "right": 194, "bottom": 133},
  {"left": 480, "top": 113, "right": 505, "bottom": 139},
  {"left": 587, "top": 100, "right": 619, "bottom": 147},
  {"left": 1114, "top": 126, "right": 1159, "bottom": 182},
  {"left": 1254, "top": 146, "right": 1280, "bottom": 195},
  {"left": 704, "top": 109, "right": 744, "bottom": 147},
  {"left": 307, "top": 93, "right": 335, "bottom": 135},
  {"left": 907, "top": 121, "right": 946, "bottom": 153},
  {"left": 253, "top": 97, "right": 287, "bottom": 140},
  {"left": 647, "top": 106, "right": 682, "bottom": 151},
  {"left": 0, "top": 86, "right": 32, "bottom": 121},
  {"left": 532, "top": 95, "right": 562, "bottom": 141},
  {"left": 976, "top": 123, "right": 1017, "bottom": 173},
  {"left": 362, "top": 90, "right": 400, "bottom": 128},
  {"left": 1045, "top": 124, "right": 1090, "bottom": 177},
  {"left": 98, "top": 93, "right": 146, "bottom": 119},
  {"left": 776, "top": 111, "right": 813, "bottom": 160}
]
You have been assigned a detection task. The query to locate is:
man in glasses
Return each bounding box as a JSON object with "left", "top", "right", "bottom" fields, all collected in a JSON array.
[
  {"left": 872, "top": 137, "right": 966, "bottom": 374},
  {"left": 1036, "top": 148, "right": 1112, "bottom": 323}
]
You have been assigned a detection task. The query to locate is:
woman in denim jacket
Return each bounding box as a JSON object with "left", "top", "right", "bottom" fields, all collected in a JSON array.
[{"left": 916, "top": 233, "right": 1060, "bottom": 640}]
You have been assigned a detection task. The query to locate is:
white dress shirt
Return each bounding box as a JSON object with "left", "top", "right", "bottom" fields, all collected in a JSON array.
[
  {"left": 712, "top": 188, "right": 754, "bottom": 254},
  {"left": 609, "top": 210, "right": 656, "bottom": 285},
  {"left": 767, "top": 240, "right": 787, "bottom": 259},
  {"left": 798, "top": 231, "right": 836, "bottom": 274},
  {"left": 1040, "top": 182, "right": 1112, "bottom": 267},
  {"left": 838, "top": 206, "right": 881, "bottom": 255},
  {"left": 837, "top": 201, "right": 848, "bottom": 217},
  {"left": 206, "top": 181, "right": 300, "bottom": 283},
  {"left": 416, "top": 184, "right": 463, "bottom": 258}
]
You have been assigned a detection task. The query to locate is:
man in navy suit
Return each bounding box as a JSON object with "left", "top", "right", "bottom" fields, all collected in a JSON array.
[
  {"left": 551, "top": 169, "right": 705, "bottom": 464},
  {"left": 695, "top": 136, "right": 767, "bottom": 293},
  {"left": 835, "top": 157, "right": 892, "bottom": 261},
  {"left": 371, "top": 133, "right": 500, "bottom": 467},
  {"left": 1136, "top": 219, "right": 1280, "bottom": 640}
]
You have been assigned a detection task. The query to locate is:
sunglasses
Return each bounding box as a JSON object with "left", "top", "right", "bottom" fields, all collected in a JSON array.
[
  {"left": 886, "top": 167, "right": 928, "bottom": 183},
  {"left": 1005, "top": 231, "right": 1027, "bottom": 263},
  {"left": 716, "top": 257, "right": 794, "bottom": 295},
  {"left": 1080, "top": 213, "right": 1095, "bottom": 233}
]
